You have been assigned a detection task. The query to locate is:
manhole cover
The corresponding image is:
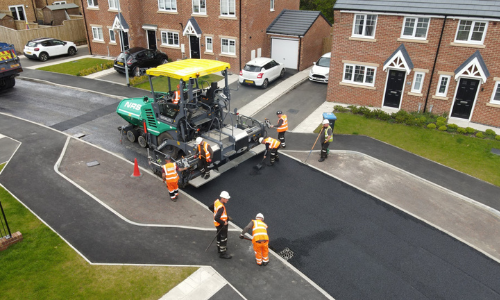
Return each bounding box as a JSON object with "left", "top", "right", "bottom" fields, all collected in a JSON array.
[
  {"left": 287, "top": 109, "right": 299, "bottom": 114},
  {"left": 277, "top": 247, "right": 294, "bottom": 261},
  {"left": 491, "top": 148, "right": 500, "bottom": 156}
]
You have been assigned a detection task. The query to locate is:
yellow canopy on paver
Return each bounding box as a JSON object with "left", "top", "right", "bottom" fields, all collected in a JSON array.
[{"left": 146, "top": 59, "right": 230, "bottom": 81}]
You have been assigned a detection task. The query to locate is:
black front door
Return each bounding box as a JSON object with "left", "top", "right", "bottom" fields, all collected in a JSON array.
[
  {"left": 120, "top": 31, "right": 129, "bottom": 51},
  {"left": 147, "top": 30, "right": 156, "bottom": 50},
  {"left": 190, "top": 36, "right": 200, "bottom": 59},
  {"left": 383, "top": 70, "right": 406, "bottom": 108},
  {"left": 451, "top": 78, "right": 479, "bottom": 119}
]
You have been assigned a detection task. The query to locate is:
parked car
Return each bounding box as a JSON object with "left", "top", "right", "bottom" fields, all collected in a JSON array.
[
  {"left": 309, "top": 52, "right": 331, "bottom": 83},
  {"left": 239, "top": 57, "right": 285, "bottom": 89},
  {"left": 23, "top": 38, "right": 77, "bottom": 62},
  {"left": 114, "top": 47, "right": 169, "bottom": 77}
]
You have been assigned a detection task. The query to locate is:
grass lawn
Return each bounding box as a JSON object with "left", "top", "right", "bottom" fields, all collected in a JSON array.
[
  {"left": 323, "top": 113, "right": 500, "bottom": 187},
  {"left": 38, "top": 58, "right": 113, "bottom": 76},
  {"left": 0, "top": 166, "right": 197, "bottom": 300},
  {"left": 134, "top": 74, "right": 223, "bottom": 92}
]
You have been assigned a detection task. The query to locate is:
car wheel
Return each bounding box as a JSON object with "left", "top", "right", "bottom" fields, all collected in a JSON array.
[
  {"left": 68, "top": 47, "right": 76, "bottom": 56},
  {"left": 261, "top": 79, "right": 269, "bottom": 89},
  {"left": 133, "top": 66, "right": 141, "bottom": 77},
  {"left": 280, "top": 68, "right": 285, "bottom": 78},
  {"left": 39, "top": 53, "right": 49, "bottom": 62}
]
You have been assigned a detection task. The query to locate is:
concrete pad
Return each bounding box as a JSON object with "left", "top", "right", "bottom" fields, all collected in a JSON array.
[
  {"left": 286, "top": 150, "right": 500, "bottom": 263},
  {"left": 0, "top": 136, "right": 20, "bottom": 165}
]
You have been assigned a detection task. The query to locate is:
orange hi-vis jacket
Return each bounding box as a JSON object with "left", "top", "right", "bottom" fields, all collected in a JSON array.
[
  {"left": 163, "top": 162, "right": 179, "bottom": 182},
  {"left": 198, "top": 142, "right": 211, "bottom": 160},
  {"left": 213, "top": 199, "right": 227, "bottom": 227},
  {"left": 173, "top": 90, "right": 180, "bottom": 104},
  {"left": 263, "top": 137, "right": 281, "bottom": 149},
  {"left": 252, "top": 219, "right": 269, "bottom": 243},
  {"left": 277, "top": 115, "right": 288, "bottom": 132}
]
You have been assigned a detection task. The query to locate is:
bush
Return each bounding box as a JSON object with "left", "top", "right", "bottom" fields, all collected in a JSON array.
[
  {"left": 358, "top": 106, "right": 371, "bottom": 116},
  {"left": 437, "top": 116, "right": 447, "bottom": 123},
  {"left": 130, "top": 75, "right": 148, "bottom": 86},
  {"left": 436, "top": 120, "right": 446, "bottom": 127},
  {"left": 77, "top": 61, "right": 114, "bottom": 76},
  {"left": 427, "top": 123, "right": 436, "bottom": 129},
  {"left": 496, "top": 135, "right": 500, "bottom": 141},
  {"left": 347, "top": 105, "right": 358, "bottom": 114},
  {"left": 485, "top": 129, "right": 497, "bottom": 136},
  {"left": 448, "top": 123, "right": 458, "bottom": 130},
  {"left": 416, "top": 116, "right": 427, "bottom": 127},
  {"left": 438, "top": 125, "right": 447, "bottom": 131},
  {"left": 334, "top": 105, "right": 349, "bottom": 113},
  {"left": 457, "top": 127, "right": 466, "bottom": 134},
  {"left": 476, "top": 132, "right": 484, "bottom": 139},
  {"left": 404, "top": 115, "right": 418, "bottom": 126},
  {"left": 466, "top": 127, "right": 475, "bottom": 134}
]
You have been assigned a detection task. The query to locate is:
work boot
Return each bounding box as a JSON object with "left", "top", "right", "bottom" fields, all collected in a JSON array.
[
  {"left": 171, "top": 196, "right": 177, "bottom": 202},
  {"left": 204, "top": 172, "right": 210, "bottom": 179},
  {"left": 281, "top": 144, "right": 286, "bottom": 148},
  {"left": 219, "top": 252, "right": 232, "bottom": 259},
  {"left": 318, "top": 157, "right": 325, "bottom": 162},
  {"left": 262, "top": 261, "right": 268, "bottom": 266},
  {"left": 275, "top": 157, "right": 280, "bottom": 162}
]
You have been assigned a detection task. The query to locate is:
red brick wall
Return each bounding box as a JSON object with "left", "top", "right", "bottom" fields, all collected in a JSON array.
[
  {"left": 0, "top": 0, "right": 37, "bottom": 23},
  {"left": 300, "top": 15, "right": 331, "bottom": 71},
  {"left": 327, "top": 11, "right": 500, "bottom": 128}
]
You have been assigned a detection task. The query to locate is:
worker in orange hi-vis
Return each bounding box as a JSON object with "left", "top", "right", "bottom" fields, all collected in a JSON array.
[
  {"left": 240, "top": 213, "right": 269, "bottom": 266},
  {"left": 172, "top": 84, "right": 181, "bottom": 104},
  {"left": 195, "top": 137, "right": 213, "bottom": 179},
  {"left": 259, "top": 136, "right": 281, "bottom": 166},
  {"left": 270, "top": 111, "right": 288, "bottom": 148},
  {"left": 161, "top": 155, "right": 187, "bottom": 202}
]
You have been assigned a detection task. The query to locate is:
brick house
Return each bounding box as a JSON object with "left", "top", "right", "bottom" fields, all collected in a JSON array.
[
  {"left": 327, "top": 0, "right": 500, "bottom": 128},
  {"left": 0, "top": 0, "right": 81, "bottom": 25},
  {"left": 81, "top": 0, "right": 300, "bottom": 72}
]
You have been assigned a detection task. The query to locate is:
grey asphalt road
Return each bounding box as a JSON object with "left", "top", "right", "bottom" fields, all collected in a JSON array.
[{"left": 19, "top": 45, "right": 91, "bottom": 69}]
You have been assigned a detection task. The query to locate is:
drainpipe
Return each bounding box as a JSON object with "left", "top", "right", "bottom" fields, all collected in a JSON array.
[
  {"left": 423, "top": 16, "right": 447, "bottom": 113},
  {"left": 239, "top": 0, "right": 242, "bottom": 71},
  {"left": 179, "top": 22, "right": 184, "bottom": 58},
  {"left": 298, "top": 36, "right": 302, "bottom": 70},
  {"left": 80, "top": 1, "right": 92, "bottom": 54}
]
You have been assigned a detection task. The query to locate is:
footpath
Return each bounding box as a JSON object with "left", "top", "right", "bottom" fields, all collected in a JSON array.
[{"left": 5, "top": 59, "right": 500, "bottom": 299}]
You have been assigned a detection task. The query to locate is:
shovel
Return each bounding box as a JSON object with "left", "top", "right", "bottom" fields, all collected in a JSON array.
[{"left": 253, "top": 157, "right": 266, "bottom": 170}]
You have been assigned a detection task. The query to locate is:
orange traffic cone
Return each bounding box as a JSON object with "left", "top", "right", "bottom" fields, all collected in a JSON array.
[{"left": 131, "top": 158, "right": 142, "bottom": 178}]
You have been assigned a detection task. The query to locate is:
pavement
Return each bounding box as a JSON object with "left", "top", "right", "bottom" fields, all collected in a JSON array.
[{"left": 2, "top": 55, "right": 500, "bottom": 299}]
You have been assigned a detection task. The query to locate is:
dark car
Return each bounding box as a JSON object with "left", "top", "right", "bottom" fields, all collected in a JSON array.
[{"left": 114, "top": 47, "right": 169, "bottom": 76}]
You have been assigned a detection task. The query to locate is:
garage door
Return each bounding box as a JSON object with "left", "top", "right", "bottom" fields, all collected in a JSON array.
[{"left": 271, "top": 38, "right": 299, "bottom": 70}]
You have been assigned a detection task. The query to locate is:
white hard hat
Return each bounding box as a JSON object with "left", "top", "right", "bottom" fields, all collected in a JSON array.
[
  {"left": 196, "top": 137, "right": 203, "bottom": 144},
  {"left": 259, "top": 137, "right": 264, "bottom": 143},
  {"left": 322, "top": 119, "right": 329, "bottom": 125},
  {"left": 256, "top": 213, "right": 264, "bottom": 220},
  {"left": 220, "top": 191, "right": 230, "bottom": 199}
]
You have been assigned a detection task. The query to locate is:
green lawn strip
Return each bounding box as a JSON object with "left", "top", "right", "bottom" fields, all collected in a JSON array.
[
  {"left": 0, "top": 185, "right": 196, "bottom": 300},
  {"left": 134, "top": 74, "right": 223, "bottom": 92},
  {"left": 316, "top": 113, "right": 500, "bottom": 187},
  {"left": 38, "top": 58, "right": 113, "bottom": 76}
]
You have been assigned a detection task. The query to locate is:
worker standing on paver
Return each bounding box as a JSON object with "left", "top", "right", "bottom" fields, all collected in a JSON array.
[
  {"left": 162, "top": 155, "right": 187, "bottom": 201},
  {"left": 209, "top": 191, "right": 232, "bottom": 259},
  {"left": 270, "top": 111, "right": 288, "bottom": 148},
  {"left": 195, "top": 137, "right": 213, "bottom": 179},
  {"left": 260, "top": 136, "right": 281, "bottom": 166},
  {"left": 172, "top": 85, "right": 181, "bottom": 104},
  {"left": 319, "top": 119, "right": 333, "bottom": 162},
  {"left": 240, "top": 213, "right": 269, "bottom": 266}
]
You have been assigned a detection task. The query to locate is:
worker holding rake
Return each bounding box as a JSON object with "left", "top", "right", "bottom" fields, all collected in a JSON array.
[{"left": 240, "top": 213, "right": 269, "bottom": 266}]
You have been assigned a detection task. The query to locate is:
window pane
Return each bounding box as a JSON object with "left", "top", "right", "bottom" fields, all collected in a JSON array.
[
  {"left": 222, "top": 39, "right": 228, "bottom": 53},
  {"left": 415, "top": 18, "right": 429, "bottom": 38},
  {"left": 171, "top": 0, "right": 177, "bottom": 10},
  {"left": 200, "top": 0, "right": 206, "bottom": 12},
  {"left": 229, "top": 0, "right": 235, "bottom": 14},
  {"left": 221, "top": 0, "right": 228, "bottom": 14},
  {"left": 193, "top": 0, "right": 199, "bottom": 13},
  {"left": 354, "top": 66, "right": 365, "bottom": 83},
  {"left": 471, "top": 22, "right": 486, "bottom": 41},
  {"left": 439, "top": 77, "right": 448, "bottom": 94},
  {"left": 229, "top": 40, "right": 235, "bottom": 54},
  {"left": 494, "top": 84, "right": 500, "bottom": 101},
  {"left": 457, "top": 20, "right": 472, "bottom": 41},
  {"left": 354, "top": 15, "right": 364, "bottom": 35},
  {"left": 414, "top": 73, "right": 423, "bottom": 91},
  {"left": 403, "top": 18, "right": 415, "bottom": 36},
  {"left": 366, "top": 68, "right": 375, "bottom": 83},
  {"left": 365, "top": 15, "right": 377, "bottom": 37},
  {"left": 344, "top": 65, "right": 353, "bottom": 81}
]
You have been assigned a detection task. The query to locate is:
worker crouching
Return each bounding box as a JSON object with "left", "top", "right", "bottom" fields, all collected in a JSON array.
[
  {"left": 259, "top": 136, "right": 281, "bottom": 166},
  {"left": 241, "top": 213, "right": 269, "bottom": 266}
]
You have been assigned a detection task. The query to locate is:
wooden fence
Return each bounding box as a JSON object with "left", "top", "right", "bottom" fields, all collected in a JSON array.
[
  {"left": 322, "top": 35, "right": 333, "bottom": 55},
  {"left": 0, "top": 18, "right": 86, "bottom": 53}
]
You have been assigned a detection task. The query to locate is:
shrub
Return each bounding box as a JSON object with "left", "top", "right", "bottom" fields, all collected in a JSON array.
[
  {"left": 130, "top": 75, "right": 148, "bottom": 86},
  {"left": 466, "top": 127, "right": 475, "bottom": 134},
  {"left": 438, "top": 125, "right": 447, "bottom": 131},
  {"left": 404, "top": 115, "right": 418, "bottom": 126},
  {"left": 374, "top": 109, "right": 391, "bottom": 121},
  {"left": 437, "top": 116, "right": 447, "bottom": 123},
  {"left": 496, "top": 135, "right": 500, "bottom": 141},
  {"left": 427, "top": 123, "right": 436, "bottom": 129},
  {"left": 436, "top": 120, "right": 446, "bottom": 127},
  {"left": 485, "top": 129, "right": 497, "bottom": 136},
  {"left": 363, "top": 109, "right": 376, "bottom": 118},
  {"left": 447, "top": 123, "right": 458, "bottom": 130},
  {"left": 416, "top": 116, "right": 427, "bottom": 127},
  {"left": 77, "top": 61, "right": 114, "bottom": 76},
  {"left": 358, "top": 106, "right": 371, "bottom": 115},
  {"left": 348, "top": 105, "right": 360, "bottom": 114},
  {"left": 476, "top": 132, "right": 484, "bottom": 138},
  {"left": 334, "top": 105, "right": 349, "bottom": 113},
  {"left": 457, "top": 127, "right": 466, "bottom": 134}
]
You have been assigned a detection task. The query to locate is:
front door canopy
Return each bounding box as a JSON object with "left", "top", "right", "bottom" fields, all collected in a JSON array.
[
  {"left": 454, "top": 50, "right": 489, "bottom": 84},
  {"left": 383, "top": 44, "right": 413, "bottom": 74},
  {"left": 183, "top": 17, "right": 202, "bottom": 38},
  {"left": 112, "top": 13, "right": 129, "bottom": 32}
]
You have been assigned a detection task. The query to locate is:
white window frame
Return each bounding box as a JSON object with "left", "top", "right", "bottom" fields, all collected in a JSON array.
[
  {"left": 454, "top": 19, "right": 488, "bottom": 45},
  {"left": 53, "top": 1, "right": 67, "bottom": 4},
  {"left": 109, "top": 29, "right": 116, "bottom": 43},
  {"left": 192, "top": 0, "right": 206, "bottom": 15},
  {"left": 411, "top": 72, "right": 425, "bottom": 93},
  {"left": 270, "top": 0, "right": 275, "bottom": 11},
  {"left": 161, "top": 31, "right": 179, "bottom": 47},
  {"left": 436, "top": 75, "right": 451, "bottom": 97},
  {"left": 401, "top": 17, "right": 430, "bottom": 40},
  {"left": 92, "top": 27, "right": 104, "bottom": 41},
  {"left": 490, "top": 81, "right": 500, "bottom": 105},
  {"left": 158, "top": 0, "right": 177, "bottom": 11},
  {"left": 221, "top": 38, "right": 236, "bottom": 55},
  {"left": 205, "top": 36, "right": 213, "bottom": 52},
  {"left": 87, "top": 0, "right": 98, "bottom": 8},
  {"left": 342, "top": 63, "right": 377, "bottom": 87},
  {"left": 108, "top": 0, "right": 118, "bottom": 9},
  {"left": 220, "top": 0, "right": 235, "bottom": 16},
  {"left": 352, "top": 14, "right": 378, "bottom": 39},
  {"left": 9, "top": 5, "right": 26, "bottom": 21}
]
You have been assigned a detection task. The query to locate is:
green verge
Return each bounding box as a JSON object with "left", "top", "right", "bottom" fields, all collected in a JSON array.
[
  {"left": 0, "top": 177, "right": 196, "bottom": 300},
  {"left": 315, "top": 113, "right": 500, "bottom": 187},
  {"left": 133, "top": 74, "right": 224, "bottom": 92},
  {"left": 38, "top": 58, "right": 113, "bottom": 76}
]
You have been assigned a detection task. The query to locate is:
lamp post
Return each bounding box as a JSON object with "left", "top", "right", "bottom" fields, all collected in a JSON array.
[{"left": 117, "top": 0, "right": 129, "bottom": 86}]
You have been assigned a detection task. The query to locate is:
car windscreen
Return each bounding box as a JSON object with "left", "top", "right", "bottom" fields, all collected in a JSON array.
[
  {"left": 243, "top": 64, "right": 262, "bottom": 72},
  {"left": 27, "top": 41, "right": 37, "bottom": 47},
  {"left": 317, "top": 57, "right": 330, "bottom": 68}
]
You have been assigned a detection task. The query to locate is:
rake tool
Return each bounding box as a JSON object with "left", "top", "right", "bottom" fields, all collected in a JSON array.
[
  {"left": 253, "top": 156, "right": 266, "bottom": 170},
  {"left": 304, "top": 128, "right": 324, "bottom": 164},
  {"left": 205, "top": 226, "right": 225, "bottom": 252}
]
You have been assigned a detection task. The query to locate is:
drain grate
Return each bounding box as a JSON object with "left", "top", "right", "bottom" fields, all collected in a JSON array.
[{"left": 277, "top": 247, "right": 294, "bottom": 261}]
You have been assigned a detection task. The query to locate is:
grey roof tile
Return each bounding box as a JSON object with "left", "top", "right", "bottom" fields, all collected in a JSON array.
[{"left": 267, "top": 9, "right": 331, "bottom": 37}]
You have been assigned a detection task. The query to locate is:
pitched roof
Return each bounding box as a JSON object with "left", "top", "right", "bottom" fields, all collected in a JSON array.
[
  {"left": 334, "top": 0, "right": 500, "bottom": 19},
  {"left": 383, "top": 44, "right": 413, "bottom": 73},
  {"left": 44, "top": 3, "right": 79, "bottom": 11},
  {"left": 112, "top": 13, "right": 129, "bottom": 31},
  {"left": 267, "top": 10, "right": 331, "bottom": 37},
  {"left": 455, "top": 50, "right": 490, "bottom": 81},
  {"left": 183, "top": 17, "right": 202, "bottom": 37}
]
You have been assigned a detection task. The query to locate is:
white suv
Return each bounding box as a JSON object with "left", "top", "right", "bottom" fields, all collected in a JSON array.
[{"left": 24, "top": 38, "right": 77, "bottom": 62}]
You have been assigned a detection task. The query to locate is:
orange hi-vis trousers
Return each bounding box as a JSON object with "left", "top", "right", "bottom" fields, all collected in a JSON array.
[{"left": 253, "top": 240, "right": 269, "bottom": 265}]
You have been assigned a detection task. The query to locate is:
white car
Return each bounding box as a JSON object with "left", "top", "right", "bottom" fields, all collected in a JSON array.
[
  {"left": 239, "top": 57, "right": 285, "bottom": 89},
  {"left": 24, "top": 37, "right": 77, "bottom": 62},
  {"left": 309, "top": 52, "right": 331, "bottom": 83}
]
